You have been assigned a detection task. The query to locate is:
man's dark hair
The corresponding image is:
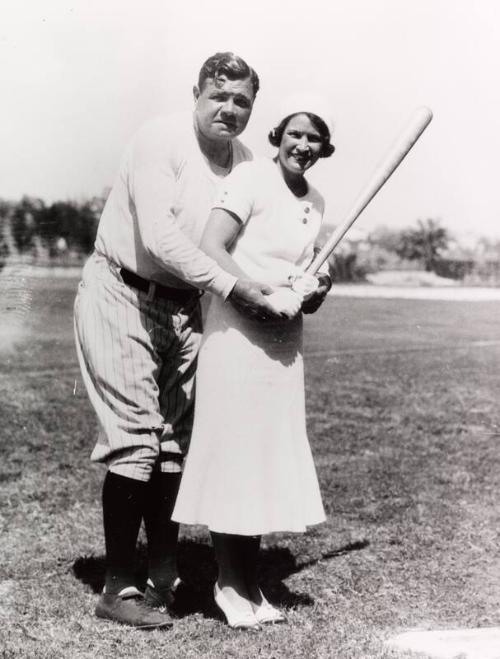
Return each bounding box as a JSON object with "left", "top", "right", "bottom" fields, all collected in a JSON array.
[
  {"left": 268, "top": 113, "right": 335, "bottom": 158},
  {"left": 198, "top": 52, "right": 260, "bottom": 97}
]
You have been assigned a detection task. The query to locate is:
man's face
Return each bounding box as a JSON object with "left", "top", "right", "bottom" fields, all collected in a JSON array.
[{"left": 193, "top": 75, "right": 255, "bottom": 141}]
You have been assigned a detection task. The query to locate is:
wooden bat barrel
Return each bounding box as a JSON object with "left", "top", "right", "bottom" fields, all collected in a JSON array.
[{"left": 307, "top": 106, "right": 433, "bottom": 275}]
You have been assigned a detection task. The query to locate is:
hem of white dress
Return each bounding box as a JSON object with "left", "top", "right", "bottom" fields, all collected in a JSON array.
[{"left": 172, "top": 516, "right": 326, "bottom": 536}]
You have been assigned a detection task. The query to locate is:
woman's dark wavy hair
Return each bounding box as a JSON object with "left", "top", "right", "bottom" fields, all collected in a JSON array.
[
  {"left": 268, "top": 113, "right": 335, "bottom": 158},
  {"left": 198, "top": 52, "right": 260, "bottom": 97}
]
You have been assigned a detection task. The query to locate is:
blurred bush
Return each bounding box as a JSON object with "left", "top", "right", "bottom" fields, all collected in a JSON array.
[{"left": 0, "top": 192, "right": 108, "bottom": 266}]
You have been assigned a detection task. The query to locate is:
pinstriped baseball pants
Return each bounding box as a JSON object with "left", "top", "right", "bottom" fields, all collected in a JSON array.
[{"left": 74, "top": 253, "right": 202, "bottom": 481}]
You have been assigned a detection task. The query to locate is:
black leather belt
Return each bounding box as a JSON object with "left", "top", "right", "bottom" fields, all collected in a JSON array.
[{"left": 120, "top": 268, "right": 200, "bottom": 304}]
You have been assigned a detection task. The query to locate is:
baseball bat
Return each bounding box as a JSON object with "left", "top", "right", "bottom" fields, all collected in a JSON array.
[{"left": 306, "top": 106, "right": 433, "bottom": 275}]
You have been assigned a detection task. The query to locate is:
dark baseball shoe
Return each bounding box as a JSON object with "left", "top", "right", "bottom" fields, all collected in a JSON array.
[
  {"left": 143, "top": 583, "right": 175, "bottom": 609},
  {"left": 144, "top": 578, "right": 197, "bottom": 615},
  {"left": 95, "top": 590, "right": 173, "bottom": 629}
]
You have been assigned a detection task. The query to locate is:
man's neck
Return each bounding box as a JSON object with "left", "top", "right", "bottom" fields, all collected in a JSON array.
[{"left": 194, "top": 122, "right": 232, "bottom": 169}]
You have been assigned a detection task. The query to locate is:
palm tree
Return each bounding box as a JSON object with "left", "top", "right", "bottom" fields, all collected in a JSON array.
[{"left": 395, "top": 219, "right": 449, "bottom": 272}]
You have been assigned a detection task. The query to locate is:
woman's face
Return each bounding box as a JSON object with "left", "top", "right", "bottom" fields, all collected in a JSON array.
[{"left": 277, "top": 114, "right": 323, "bottom": 177}]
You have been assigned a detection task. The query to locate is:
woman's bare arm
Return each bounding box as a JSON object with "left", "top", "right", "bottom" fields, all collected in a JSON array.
[
  {"left": 200, "top": 208, "right": 250, "bottom": 279},
  {"left": 202, "top": 208, "right": 284, "bottom": 319}
]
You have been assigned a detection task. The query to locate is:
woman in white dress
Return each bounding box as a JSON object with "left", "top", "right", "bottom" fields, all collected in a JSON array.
[{"left": 172, "top": 94, "right": 335, "bottom": 629}]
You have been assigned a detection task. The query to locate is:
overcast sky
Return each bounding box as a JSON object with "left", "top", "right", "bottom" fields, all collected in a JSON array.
[{"left": 1, "top": 0, "right": 499, "bottom": 240}]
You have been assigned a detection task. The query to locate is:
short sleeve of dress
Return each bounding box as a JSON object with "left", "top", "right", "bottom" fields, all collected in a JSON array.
[{"left": 212, "top": 161, "right": 255, "bottom": 225}]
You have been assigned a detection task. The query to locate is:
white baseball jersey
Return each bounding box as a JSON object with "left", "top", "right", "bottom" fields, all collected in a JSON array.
[
  {"left": 75, "top": 111, "right": 253, "bottom": 480},
  {"left": 95, "top": 111, "right": 252, "bottom": 296}
]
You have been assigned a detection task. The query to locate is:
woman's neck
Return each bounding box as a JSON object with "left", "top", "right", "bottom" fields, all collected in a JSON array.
[{"left": 275, "top": 158, "right": 308, "bottom": 197}]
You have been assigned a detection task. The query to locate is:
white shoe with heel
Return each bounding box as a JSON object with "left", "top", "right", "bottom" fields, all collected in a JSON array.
[
  {"left": 213, "top": 583, "right": 261, "bottom": 631},
  {"left": 251, "top": 589, "right": 287, "bottom": 624}
]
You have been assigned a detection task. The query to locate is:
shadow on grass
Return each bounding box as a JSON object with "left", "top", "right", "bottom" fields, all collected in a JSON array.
[{"left": 72, "top": 538, "right": 368, "bottom": 620}]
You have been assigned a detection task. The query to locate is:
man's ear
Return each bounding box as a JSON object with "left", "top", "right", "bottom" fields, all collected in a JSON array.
[{"left": 193, "top": 85, "right": 200, "bottom": 102}]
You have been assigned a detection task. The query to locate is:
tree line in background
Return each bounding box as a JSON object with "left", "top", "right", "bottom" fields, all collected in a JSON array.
[
  {"left": 0, "top": 195, "right": 106, "bottom": 262},
  {"left": 1, "top": 195, "right": 500, "bottom": 284},
  {"left": 330, "top": 219, "right": 500, "bottom": 285}
]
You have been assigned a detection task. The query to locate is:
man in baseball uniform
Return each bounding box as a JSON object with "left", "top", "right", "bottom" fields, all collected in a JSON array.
[{"left": 74, "top": 52, "right": 280, "bottom": 629}]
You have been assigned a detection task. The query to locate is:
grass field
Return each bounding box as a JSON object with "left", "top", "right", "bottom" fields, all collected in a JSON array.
[{"left": 1, "top": 275, "right": 500, "bottom": 658}]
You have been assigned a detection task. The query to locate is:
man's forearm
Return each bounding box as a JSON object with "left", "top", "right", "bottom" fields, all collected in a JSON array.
[{"left": 142, "top": 215, "right": 237, "bottom": 298}]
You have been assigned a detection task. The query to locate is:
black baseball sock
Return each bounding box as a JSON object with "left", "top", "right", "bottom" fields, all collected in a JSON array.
[
  {"left": 102, "top": 470, "right": 148, "bottom": 595},
  {"left": 143, "top": 470, "right": 181, "bottom": 591}
]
